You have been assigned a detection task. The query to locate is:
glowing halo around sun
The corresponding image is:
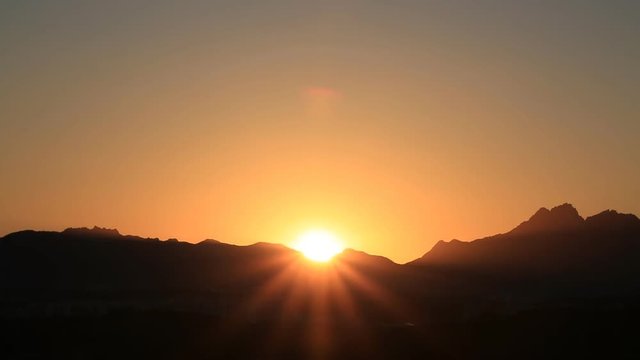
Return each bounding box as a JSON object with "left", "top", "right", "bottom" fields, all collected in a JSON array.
[{"left": 292, "top": 229, "right": 344, "bottom": 262}]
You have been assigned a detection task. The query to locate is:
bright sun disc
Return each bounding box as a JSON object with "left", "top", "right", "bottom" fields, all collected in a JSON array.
[{"left": 293, "top": 230, "right": 344, "bottom": 262}]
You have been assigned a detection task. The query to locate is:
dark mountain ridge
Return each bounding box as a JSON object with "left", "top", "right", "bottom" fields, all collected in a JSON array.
[
  {"left": 3, "top": 204, "right": 640, "bottom": 299},
  {"left": 408, "top": 204, "right": 640, "bottom": 297},
  {"left": 412, "top": 204, "right": 640, "bottom": 262},
  {"left": 3, "top": 205, "right": 640, "bottom": 359}
]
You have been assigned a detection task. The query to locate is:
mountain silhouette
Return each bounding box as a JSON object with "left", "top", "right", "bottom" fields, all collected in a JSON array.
[
  {"left": 510, "top": 203, "right": 584, "bottom": 235},
  {"left": 0, "top": 227, "right": 397, "bottom": 299},
  {"left": 2, "top": 205, "right": 640, "bottom": 359},
  {"left": 3, "top": 204, "right": 640, "bottom": 301},
  {"left": 408, "top": 204, "right": 640, "bottom": 297}
]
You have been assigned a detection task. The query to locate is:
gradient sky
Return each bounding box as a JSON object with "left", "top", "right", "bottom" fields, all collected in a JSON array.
[{"left": 1, "top": 0, "right": 639, "bottom": 263}]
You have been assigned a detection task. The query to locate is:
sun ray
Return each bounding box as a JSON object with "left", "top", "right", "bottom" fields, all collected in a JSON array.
[{"left": 333, "top": 259, "right": 411, "bottom": 323}]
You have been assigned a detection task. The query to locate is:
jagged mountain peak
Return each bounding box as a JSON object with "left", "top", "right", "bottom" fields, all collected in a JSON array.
[
  {"left": 62, "top": 226, "right": 122, "bottom": 237},
  {"left": 510, "top": 203, "right": 584, "bottom": 235},
  {"left": 411, "top": 204, "right": 640, "bottom": 268}
]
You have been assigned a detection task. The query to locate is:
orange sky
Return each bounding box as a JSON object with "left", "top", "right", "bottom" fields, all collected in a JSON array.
[{"left": 1, "top": 1, "right": 639, "bottom": 263}]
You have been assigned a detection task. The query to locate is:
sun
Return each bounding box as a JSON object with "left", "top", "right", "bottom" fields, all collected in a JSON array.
[{"left": 292, "top": 229, "right": 344, "bottom": 262}]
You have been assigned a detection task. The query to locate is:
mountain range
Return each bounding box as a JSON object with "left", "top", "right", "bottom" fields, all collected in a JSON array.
[
  {"left": 410, "top": 203, "right": 640, "bottom": 297},
  {"left": 3, "top": 203, "right": 640, "bottom": 301},
  {"left": 2, "top": 203, "right": 640, "bottom": 359}
]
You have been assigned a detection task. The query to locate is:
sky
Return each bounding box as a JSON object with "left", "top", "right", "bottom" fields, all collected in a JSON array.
[{"left": 1, "top": 0, "right": 639, "bottom": 263}]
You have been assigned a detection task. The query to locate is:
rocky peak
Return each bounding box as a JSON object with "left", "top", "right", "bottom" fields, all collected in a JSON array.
[
  {"left": 511, "top": 203, "right": 584, "bottom": 235},
  {"left": 62, "top": 226, "right": 121, "bottom": 238}
]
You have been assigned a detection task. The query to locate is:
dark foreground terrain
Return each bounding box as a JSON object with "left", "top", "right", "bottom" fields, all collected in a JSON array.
[
  {"left": 2, "top": 204, "right": 640, "bottom": 359},
  {"left": 3, "top": 306, "right": 640, "bottom": 359}
]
